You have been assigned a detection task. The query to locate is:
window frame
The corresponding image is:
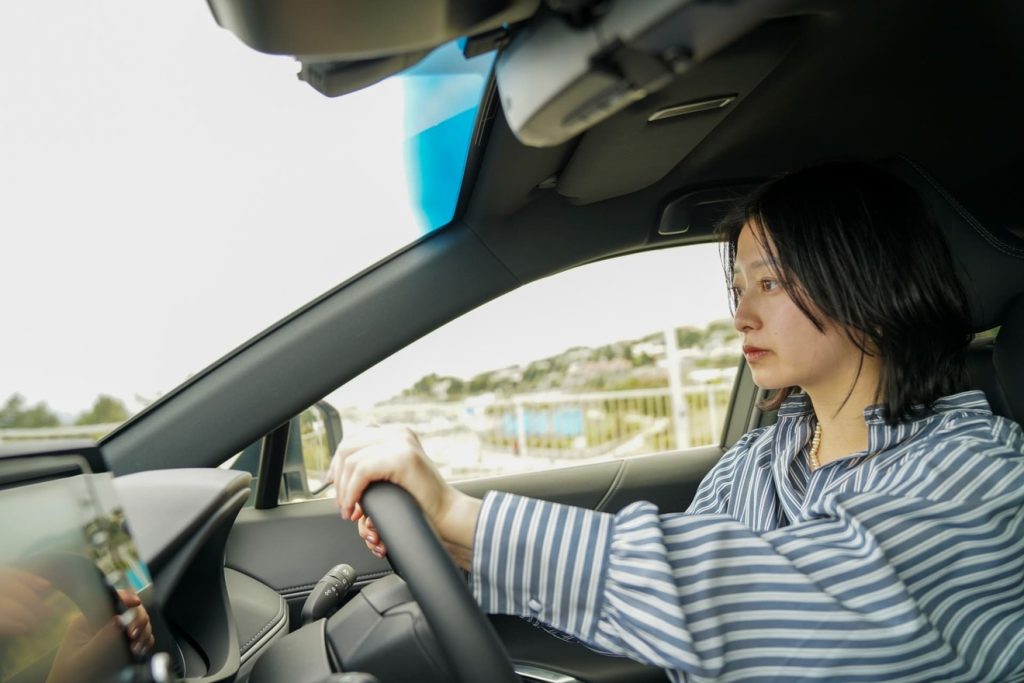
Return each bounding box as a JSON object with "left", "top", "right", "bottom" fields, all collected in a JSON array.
[{"left": 247, "top": 243, "right": 754, "bottom": 508}]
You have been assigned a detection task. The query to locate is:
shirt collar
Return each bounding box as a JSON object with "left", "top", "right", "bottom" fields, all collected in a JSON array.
[
  {"left": 777, "top": 389, "right": 993, "bottom": 455},
  {"left": 776, "top": 392, "right": 814, "bottom": 418}
]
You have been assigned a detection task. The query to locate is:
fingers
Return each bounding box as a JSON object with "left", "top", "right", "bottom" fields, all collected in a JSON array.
[
  {"left": 329, "top": 425, "right": 449, "bottom": 545},
  {"left": 335, "top": 440, "right": 410, "bottom": 520},
  {"left": 117, "top": 589, "right": 141, "bottom": 608},
  {"left": 0, "top": 568, "right": 52, "bottom": 601},
  {"left": 331, "top": 428, "right": 403, "bottom": 517},
  {"left": 330, "top": 424, "right": 410, "bottom": 464},
  {"left": 0, "top": 568, "right": 51, "bottom": 595},
  {"left": 119, "top": 598, "right": 154, "bottom": 656},
  {"left": 358, "top": 514, "right": 387, "bottom": 558},
  {"left": 352, "top": 502, "right": 366, "bottom": 523},
  {"left": 129, "top": 618, "right": 154, "bottom": 656},
  {"left": 0, "top": 595, "right": 42, "bottom": 635},
  {"left": 0, "top": 570, "right": 53, "bottom": 636}
]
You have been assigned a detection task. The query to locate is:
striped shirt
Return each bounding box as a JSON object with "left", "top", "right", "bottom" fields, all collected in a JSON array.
[{"left": 470, "top": 390, "right": 1024, "bottom": 682}]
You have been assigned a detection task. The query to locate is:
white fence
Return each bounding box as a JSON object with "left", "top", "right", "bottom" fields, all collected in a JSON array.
[{"left": 339, "top": 381, "right": 734, "bottom": 480}]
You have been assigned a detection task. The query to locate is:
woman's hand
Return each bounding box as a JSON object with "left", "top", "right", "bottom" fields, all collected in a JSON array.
[
  {"left": 117, "top": 589, "right": 154, "bottom": 657},
  {"left": 328, "top": 425, "right": 481, "bottom": 569},
  {"left": 0, "top": 567, "right": 51, "bottom": 637},
  {"left": 354, "top": 507, "right": 384, "bottom": 558},
  {"left": 47, "top": 590, "right": 153, "bottom": 683}
]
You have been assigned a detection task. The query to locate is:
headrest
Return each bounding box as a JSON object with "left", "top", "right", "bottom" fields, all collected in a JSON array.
[{"left": 885, "top": 157, "right": 1024, "bottom": 332}]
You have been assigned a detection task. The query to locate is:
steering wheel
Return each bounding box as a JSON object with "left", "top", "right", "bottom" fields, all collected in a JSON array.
[{"left": 360, "top": 482, "right": 520, "bottom": 683}]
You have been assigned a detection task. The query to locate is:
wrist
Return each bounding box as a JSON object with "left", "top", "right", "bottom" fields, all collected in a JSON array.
[{"left": 438, "top": 491, "right": 481, "bottom": 552}]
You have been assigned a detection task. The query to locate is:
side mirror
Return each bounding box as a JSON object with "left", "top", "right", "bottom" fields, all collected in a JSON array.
[
  {"left": 281, "top": 401, "right": 343, "bottom": 502},
  {"left": 231, "top": 401, "right": 343, "bottom": 505}
]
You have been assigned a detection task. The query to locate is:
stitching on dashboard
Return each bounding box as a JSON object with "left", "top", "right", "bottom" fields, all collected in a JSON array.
[
  {"left": 594, "top": 460, "right": 626, "bottom": 512},
  {"left": 278, "top": 582, "right": 316, "bottom": 593},
  {"left": 355, "top": 569, "right": 394, "bottom": 581},
  {"left": 241, "top": 599, "right": 286, "bottom": 653},
  {"left": 277, "top": 569, "right": 394, "bottom": 595}
]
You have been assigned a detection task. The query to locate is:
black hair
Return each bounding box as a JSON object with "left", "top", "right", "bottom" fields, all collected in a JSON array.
[{"left": 718, "top": 161, "right": 972, "bottom": 423}]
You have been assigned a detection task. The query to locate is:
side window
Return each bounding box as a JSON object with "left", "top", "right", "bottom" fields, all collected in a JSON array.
[
  {"left": 285, "top": 243, "right": 737, "bottom": 502},
  {"left": 222, "top": 401, "right": 341, "bottom": 506}
]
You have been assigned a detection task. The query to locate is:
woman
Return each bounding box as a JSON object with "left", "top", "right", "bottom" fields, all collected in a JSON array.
[{"left": 330, "top": 162, "right": 1024, "bottom": 681}]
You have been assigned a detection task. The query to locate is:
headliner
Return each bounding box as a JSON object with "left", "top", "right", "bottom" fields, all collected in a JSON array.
[{"left": 464, "top": 0, "right": 1024, "bottom": 281}]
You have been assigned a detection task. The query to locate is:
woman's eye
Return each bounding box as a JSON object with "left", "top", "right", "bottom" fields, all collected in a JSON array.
[
  {"left": 759, "top": 278, "right": 780, "bottom": 292},
  {"left": 730, "top": 286, "right": 744, "bottom": 300}
]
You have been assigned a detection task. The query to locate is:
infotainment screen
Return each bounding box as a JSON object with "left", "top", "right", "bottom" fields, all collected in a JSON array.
[{"left": 0, "top": 444, "right": 153, "bottom": 683}]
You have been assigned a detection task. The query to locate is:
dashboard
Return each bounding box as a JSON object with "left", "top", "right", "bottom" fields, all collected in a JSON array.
[
  {"left": 0, "top": 443, "right": 288, "bottom": 683},
  {"left": 114, "top": 468, "right": 283, "bottom": 682}
]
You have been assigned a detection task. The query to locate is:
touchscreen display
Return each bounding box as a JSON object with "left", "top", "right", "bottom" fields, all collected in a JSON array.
[{"left": 0, "top": 456, "right": 153, "bottom": 683}]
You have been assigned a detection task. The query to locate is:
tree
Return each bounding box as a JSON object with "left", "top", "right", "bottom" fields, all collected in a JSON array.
[
  {"left": 676, "top": 326, "right": 704, "bottom": 349},
  {"left": 706, "top": 318, "right": 740, "bottom": 340},
  {"left": 634, "top": 351, "right": 656, "bottom": 367},
  {"left": 0, "top": 393, "right": 61, "bottom": 428},
  {"left": 75, "top": 395, "right": 130, "bottom": 425}
]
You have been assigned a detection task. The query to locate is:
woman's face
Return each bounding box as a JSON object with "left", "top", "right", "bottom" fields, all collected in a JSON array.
[{"left": 731, "top": 223, "right": 868, "bottom": 395}]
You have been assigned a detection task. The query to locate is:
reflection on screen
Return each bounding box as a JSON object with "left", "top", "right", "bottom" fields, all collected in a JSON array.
[{"left": 0, "top": 457, "right": 152, "bottom": 683}]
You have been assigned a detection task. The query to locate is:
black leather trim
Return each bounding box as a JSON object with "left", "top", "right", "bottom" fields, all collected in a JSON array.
[{"left": 225, "top": 568, "right": 289, "bottom": 661}]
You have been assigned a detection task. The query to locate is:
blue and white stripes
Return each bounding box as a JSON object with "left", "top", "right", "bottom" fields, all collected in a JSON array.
[{"left": 470, "top": 390, "right": 1024, "bottom": 681}]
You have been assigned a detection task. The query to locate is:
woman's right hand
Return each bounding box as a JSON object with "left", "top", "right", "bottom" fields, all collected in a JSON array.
[{"left": 328, "top": 425, "right": 481, "bottom": 569}]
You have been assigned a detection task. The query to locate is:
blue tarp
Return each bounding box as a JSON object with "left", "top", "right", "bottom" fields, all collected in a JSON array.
[{"left": 502, "top": 407, "right": 584, "bottom": 438}]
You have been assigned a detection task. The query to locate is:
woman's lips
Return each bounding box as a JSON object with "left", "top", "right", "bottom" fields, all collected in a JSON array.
[{"left": 743, "top": 345, "right": 770, "bottom": 362}]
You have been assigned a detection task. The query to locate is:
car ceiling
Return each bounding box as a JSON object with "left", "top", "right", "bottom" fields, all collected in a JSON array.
[{"left": 462, "top": 0, "right": 1024, "bottom": 283}]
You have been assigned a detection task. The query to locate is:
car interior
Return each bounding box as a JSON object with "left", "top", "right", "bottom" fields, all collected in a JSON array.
[{"left": 1, "top": 1, "right": 1023, "bottom": 682}]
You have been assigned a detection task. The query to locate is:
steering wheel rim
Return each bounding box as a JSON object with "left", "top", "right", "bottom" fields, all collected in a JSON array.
[{"left": 361, "top": 482, "right": 520, "bottom": 683}]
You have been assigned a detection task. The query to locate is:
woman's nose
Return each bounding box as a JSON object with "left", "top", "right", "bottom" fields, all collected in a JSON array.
[{"left": 733, "top": 295, "right": 759, "bottom": 333}]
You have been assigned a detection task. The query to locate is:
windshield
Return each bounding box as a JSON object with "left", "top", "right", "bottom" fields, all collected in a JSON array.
[{"left": 0, "top": 3, "right": 494, "bottom": 436}]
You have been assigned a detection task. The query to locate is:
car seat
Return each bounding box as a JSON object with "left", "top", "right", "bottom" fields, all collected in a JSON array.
[{"left": 888, "top": 156, "right": 1024, "bottom": 423}]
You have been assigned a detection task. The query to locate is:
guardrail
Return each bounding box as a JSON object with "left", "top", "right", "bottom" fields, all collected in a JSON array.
[{"left": 343, "top": 381, "right": 734, "bottom": 462}]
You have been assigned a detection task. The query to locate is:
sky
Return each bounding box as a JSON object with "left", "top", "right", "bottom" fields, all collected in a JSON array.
[{"left": 0, "top": 2, "right": 732, "bottom": 418}]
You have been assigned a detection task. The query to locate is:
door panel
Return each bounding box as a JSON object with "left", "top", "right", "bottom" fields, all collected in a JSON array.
[
  {"left": 494, "top": 616, "right": 670, "bottom": 683},
  {"left": 225, "top": 446, "right": 723, "bottom": 680}
]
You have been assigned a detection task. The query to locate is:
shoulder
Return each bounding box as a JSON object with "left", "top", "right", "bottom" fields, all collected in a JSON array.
[
  {"left": 927, "top": 392, "right": 1024, "bottom": 454},
  {"left": 885, "top": 398, "right": 1024, "bottom": 501}
]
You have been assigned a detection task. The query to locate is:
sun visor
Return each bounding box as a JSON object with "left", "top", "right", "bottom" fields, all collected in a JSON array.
[{"left": 495, "top": 0, "right": 794, "bottom": 149}]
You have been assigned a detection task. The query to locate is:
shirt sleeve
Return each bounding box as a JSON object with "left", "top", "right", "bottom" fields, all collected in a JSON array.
[{"left": 470, "top": 436, "right": 1024, "bottom": 681}]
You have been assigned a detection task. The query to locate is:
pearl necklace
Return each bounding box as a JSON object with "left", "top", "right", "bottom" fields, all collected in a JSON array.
[{"left": 808, "top": 422, "right": 822, "bottom": 471}]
